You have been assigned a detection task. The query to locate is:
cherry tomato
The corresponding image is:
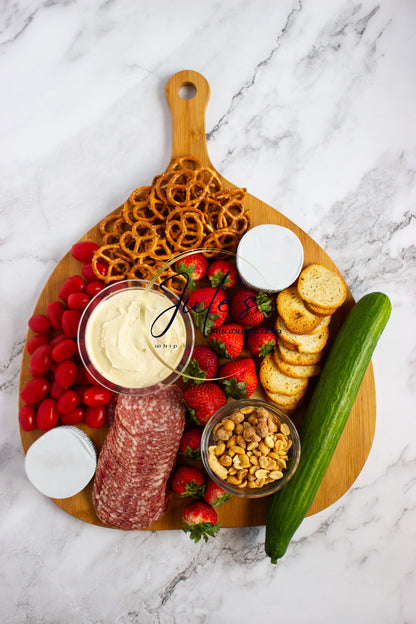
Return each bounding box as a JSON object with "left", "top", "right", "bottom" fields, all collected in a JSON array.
[
  {"left": 51, "top": 338, "right": 77, "bottom": 362},
  {"left": 19, "top": 405, "right": 37, "bottom": 432},
  {"left": 50, "top": 360, "right": 59, "bottom": 373},
  {"left": 73, "top": 383, "right": 90, "bottom": 401},
  {"left": 60, "top": 407, "right": 84, "bottom": 425},
  {"left": 28, "top": 314, "right": 51, "bottom": 334},
  {"left": 36, "top": 398, "right": 60, "bottom": 431},
  {"left": 55, "top": 360, "right": 78, "bottom": 388},
  {"left": 84, "top": 405, "right": 107, "bottom": 428},
  {"left": 75, "top": 366, "right": 89, "bottom": 385},
  {"left": 21, "top": 377, "right": 50, "bottom": 404},
  {"left": 46, "top": 301, "right": 66, "bottom": 330},
  {"left": 50, "top": 380, "right": 65, "bottom": 400},
  {"left": 94, "top": 261, "right": 108, "bottom": 277},
  {"left": 86, "top": 281, "right": 105, "bottom": 298},
  {"left": 85, "top": 369, "right": 100, "bottom": 385},
  {"left": 61, "top": 310, "right": 81, "bottom": 338},
  {"left": 83, "top": 386, "right": 112, "bottom": 407},
  {"left": 71, "top": 241, "right": 99, "bottom": 263},
  {"left": 26, "top": 334, "right": 49, "bottom": 355},
  {"left": 30, "top": 344, "right": 52, "bottom": 375},
  {"left": 67, "top": 292, "right": 90, "bottom": 311},
  {"left": 57, "top": 389, "right": 79, "bottom": 414},
  {"left": 49, "top": 332, "right": 66, "bottom": 348},
  {"left": 81, "top": 263, "right": 96, "bottom": 282},
  {"left": 58, "top": 275, "right": 86, "bottom": 303}
]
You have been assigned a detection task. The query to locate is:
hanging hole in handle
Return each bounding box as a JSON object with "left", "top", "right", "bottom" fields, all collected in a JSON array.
[{"left": 178, "top": 82, "right": 197, "bottom": 100}]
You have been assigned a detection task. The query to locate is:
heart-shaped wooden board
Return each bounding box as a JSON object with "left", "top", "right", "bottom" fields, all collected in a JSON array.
[{"left": 19, "top": 71, "right": 376, "bottom": 529}]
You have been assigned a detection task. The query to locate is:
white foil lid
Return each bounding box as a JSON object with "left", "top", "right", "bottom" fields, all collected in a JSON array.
[
  {"left": 25, "top": 426, "right": 97, "bottom": 499},
  {"left": 236, "top": 224, "right": 304, "bottom": 292}
]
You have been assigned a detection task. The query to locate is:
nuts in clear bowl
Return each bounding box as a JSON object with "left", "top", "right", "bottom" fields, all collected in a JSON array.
[{"left": 201, "top": 399, "right": 301, "bottom": 498}]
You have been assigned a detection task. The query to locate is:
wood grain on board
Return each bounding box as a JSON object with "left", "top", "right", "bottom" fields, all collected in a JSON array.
[{"left": 19, "top": 71, "right": 376, "bottom": 530}]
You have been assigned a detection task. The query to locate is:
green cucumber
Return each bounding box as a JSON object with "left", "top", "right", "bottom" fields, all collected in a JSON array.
[{"left": 265, "top": 292, "right": 391, "bottom": 563}]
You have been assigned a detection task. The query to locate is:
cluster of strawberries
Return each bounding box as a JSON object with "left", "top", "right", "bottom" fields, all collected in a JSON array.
[
  {"left": 172, "top": 253, "right": 278, "bottom": 541},
  {"left": 176, "top": 253, "right": 277, "bottom": 427}
]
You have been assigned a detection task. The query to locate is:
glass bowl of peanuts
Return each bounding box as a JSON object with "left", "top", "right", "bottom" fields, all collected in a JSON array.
[{"left": 201, "top": 399, "right": 301, "bottom": 498}]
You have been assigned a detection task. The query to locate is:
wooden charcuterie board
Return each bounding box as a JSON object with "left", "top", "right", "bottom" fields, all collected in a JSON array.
[{"left": 19, "top": 71, "right": 376, "bottom": 529}]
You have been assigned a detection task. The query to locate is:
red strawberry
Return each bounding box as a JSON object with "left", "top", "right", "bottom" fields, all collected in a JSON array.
[
  {"left": 179, "top": 426, "right": 203, "bottom": 460},
  {"left": 175, "top": 253, "right": 207, "bottom": 289},
  {"left": 207, "top": 259, "right": 238, "bottom": 289},
  {"left": 219, "top": 358, "right": 258, "bottom": 398},
  {"left": 204, "top": 478, "right": 232, "bottom": 507},
  {"left": 208, "top": 323, "right": 245, "bottom": 359},
  {"left": 171, "top": 466, "right": 206, "bottom": 498},
  {"left": 184, "top": 345, "right": 218, "bottom": 384},
  {"left": 182, "top": 500, "right": 221, "bottom": 542},
  {"left": 183, "top": 382, "right": 227, "bottom": 426},
  {"left": 186, "top": 287, "right": 228, "bottom": 335},
  {"left": 230, "top": 289, "right": 272, "bottom": 327},
  {"left": 247, "top": 327, "right": 277, "bottom": 357}
]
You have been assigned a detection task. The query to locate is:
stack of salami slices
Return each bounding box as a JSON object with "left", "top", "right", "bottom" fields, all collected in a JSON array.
[{"left": 260, "top": 264, "right": 347, "bottom": 412}]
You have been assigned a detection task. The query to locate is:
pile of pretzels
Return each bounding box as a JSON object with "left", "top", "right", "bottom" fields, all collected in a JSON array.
[{"left": 91, "top": 156, "right": 250, "bottom": 294}]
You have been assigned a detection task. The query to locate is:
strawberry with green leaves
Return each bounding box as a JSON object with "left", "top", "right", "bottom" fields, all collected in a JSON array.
[
  {"left": 183, "top": 382, "right": 227, "bottom": 426},
  {"left": 184, "top": 345, "right": 218, "bottom": 384},
  {"left": 207, "top": 259, "right": 237, "bottom": 289},
  {"left": 230, "top": 289, "right": 272, "bottom": 327},
  {"left": 204, "top": 478, "right": 232, "bottom": 507},
  {"left": 219, "top": 358, "right": 258, "bottom": 398},
  {"left": 247, "top": 327, "right": 277, "bottom": 357},
  {"left": 179, "top": 426, "right": 203, "bottom": 460},
  {"left": 171, "top": 466, "right": 206, "bottom": 498},
  {"left": 186, "top": 287, "right": 228, "bottom": 336},
  {"left": 208, "top": 323, "right": 245, "bottom": 359},
  {"left": 182, "top": 500, "right": 221, "bottom": 543},
  {"left": 174, "top": 253, "right": 207, "bottom": 290}
]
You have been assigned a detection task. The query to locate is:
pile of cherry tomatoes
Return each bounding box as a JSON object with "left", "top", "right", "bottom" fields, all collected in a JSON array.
[{"left": 19, "top": 241, "right": 114, "bottom": 433}]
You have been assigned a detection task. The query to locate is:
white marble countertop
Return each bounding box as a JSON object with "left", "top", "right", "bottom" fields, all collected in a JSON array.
[{"left": 1, "top": 1, "right": 415, "bottom": 622}]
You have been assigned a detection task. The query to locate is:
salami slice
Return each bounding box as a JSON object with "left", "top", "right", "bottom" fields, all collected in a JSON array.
[{"left": 93, "top": 385, "right": 185, "bottom": 529}]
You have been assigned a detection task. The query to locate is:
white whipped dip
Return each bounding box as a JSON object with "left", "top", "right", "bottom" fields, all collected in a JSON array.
[{"left": 84, "top": 288, "right": 186, "bottom": 388}]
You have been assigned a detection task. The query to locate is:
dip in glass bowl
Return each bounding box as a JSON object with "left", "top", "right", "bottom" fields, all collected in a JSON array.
[
  {"left": 78, "top": 279, "right": 194, "bottom": 395},
  {"left": 201, "top": 399, "right": 300, "bottom": 498}
]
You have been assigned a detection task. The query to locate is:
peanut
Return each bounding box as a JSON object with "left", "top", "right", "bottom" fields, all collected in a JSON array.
[
  {"left": 240, "top": 406, "right": 255, "bottom": 414},
  {"left": 258, "top": 441, "right": 270, "bottom": 456},
  {"left": 219, "top": 454, "right": 232, "bottom": 467},
  {"left": 227, "top": 475, "right": 242, "bottom": 485},
  {"left": 264, "top": 435, "right": 275, "bottom": 449},
  {"left": 226, "top": 434, "right": 237, "bottom": 448},
  {"left": 214, "top": 442, "right": 226, "bottom": 456},
  {"left": 223, "top": 419, "right": 235, "bottom": 431},
  {"left": 280, "top": 423, "right": 290, "bottom": 436}
]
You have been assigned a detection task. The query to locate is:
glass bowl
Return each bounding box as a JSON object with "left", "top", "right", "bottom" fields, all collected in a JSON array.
[
  {"left": 201, "top": 399, "right": 300, "bottom": 498},
  {"left": 77, "top": 279, "right": 194, "bottom": 395}
]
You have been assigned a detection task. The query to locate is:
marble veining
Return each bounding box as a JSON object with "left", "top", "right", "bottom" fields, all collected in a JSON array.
[{"left": 1, "top": 0, "right": 415, "bottom": 622}]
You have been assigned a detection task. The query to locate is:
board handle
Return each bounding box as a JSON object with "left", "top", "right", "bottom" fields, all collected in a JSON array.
[{"left": 165, "top": 70, "right": 212, "bottom": 166}]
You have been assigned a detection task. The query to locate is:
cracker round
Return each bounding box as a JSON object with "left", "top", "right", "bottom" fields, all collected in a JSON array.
[
  {"left": 260, "top": 353, "right": 309, "bottom": 396},
  {"left": 276, "top": 286, "right": 323, "bottom": 334},
  {"left": 273, "top": 347, "right": 321, "bottom": 379},
  {"left": 277, "top": 339, "right": 324, "bottom": 366},
  {"left": 297, "top": 264, "right": 347, "bottom": 309},
  {"left": 275, "top": 317, "right": 329, "bottom": 354}
]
